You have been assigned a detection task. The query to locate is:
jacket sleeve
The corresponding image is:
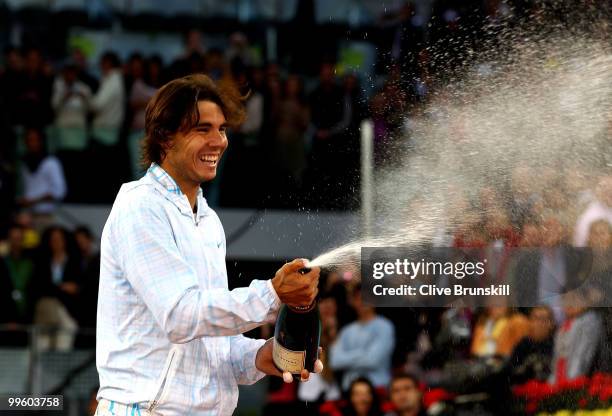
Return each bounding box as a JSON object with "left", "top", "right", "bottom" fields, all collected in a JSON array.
[{"left": 229, "top": 335, "right": 267, "bottom": 385}]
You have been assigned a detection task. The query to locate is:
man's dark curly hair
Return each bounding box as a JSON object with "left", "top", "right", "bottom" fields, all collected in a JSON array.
[{"left": 141, "top": 73, "right": 245, "bottom": 167}]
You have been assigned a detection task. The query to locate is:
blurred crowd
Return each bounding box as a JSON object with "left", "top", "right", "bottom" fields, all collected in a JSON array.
[
  {"left": 0, "top": 1, "right": 611, "bottom": 415},
  {"left": 253, "top": 169, "right": 612, "bottom": 415},
  {"left": 0, "top": 30, "right": 372, "bottom": 213},
  {"left": 0, "top": 0, "right": 570, "bottom": 215}
]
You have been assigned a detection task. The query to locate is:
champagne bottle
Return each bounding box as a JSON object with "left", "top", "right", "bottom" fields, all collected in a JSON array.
[{"left": 272, "top": 268, "right": 322, "bottom": 381}]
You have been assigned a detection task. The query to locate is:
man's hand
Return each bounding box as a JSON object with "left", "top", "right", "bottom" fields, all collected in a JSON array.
[
  {"left": 271, "top": 259, "right": 320, "bottom": 308},
  {"left": 255, "top": 338, "right": 324, "bottom": 383}
]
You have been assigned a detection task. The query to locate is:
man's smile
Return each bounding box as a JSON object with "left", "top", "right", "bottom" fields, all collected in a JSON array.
[{"left": 198, "top": 153, "right": 219, "bottom": 167}]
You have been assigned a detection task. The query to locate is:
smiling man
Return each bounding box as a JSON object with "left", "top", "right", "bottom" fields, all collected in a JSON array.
[{"left": 95, "top": 74, "right": 321, "bottom": 415}]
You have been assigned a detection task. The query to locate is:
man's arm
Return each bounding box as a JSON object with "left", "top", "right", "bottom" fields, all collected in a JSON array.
[
  {"left": 229, "top": 335, "right": 267, "bottom": 385},
  {"left": 113, "top": 201, "right": 282, "bottom": 343}
]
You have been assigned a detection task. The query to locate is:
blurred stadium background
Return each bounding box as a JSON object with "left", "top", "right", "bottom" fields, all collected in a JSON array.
[{"left": 0, "top": 0, "right": 611, "bottom": 415}]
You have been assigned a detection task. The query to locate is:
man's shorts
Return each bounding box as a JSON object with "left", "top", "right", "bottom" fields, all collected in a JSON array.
[{"left": 95, "top": 399, "right": 150, "bottom": 416}]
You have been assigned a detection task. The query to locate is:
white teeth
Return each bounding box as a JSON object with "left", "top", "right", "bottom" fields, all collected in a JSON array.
[{"left": 199, "top": 155, "right": 218, "bottom": 164}]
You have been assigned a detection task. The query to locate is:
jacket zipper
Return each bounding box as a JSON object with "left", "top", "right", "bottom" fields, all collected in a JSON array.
[{"left": 148, "top": 350, "right": 177, "bottom": 412}]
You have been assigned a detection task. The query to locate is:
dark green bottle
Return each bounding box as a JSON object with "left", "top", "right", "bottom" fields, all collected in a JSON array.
[{"left": 272, "top": 268, "right": 322, "bottom": 381}]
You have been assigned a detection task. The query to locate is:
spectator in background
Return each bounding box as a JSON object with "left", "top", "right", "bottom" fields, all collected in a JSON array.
[
  {"left": 51, "top": 62, "right": 92, "bottom": 151},
  {"left": 420, "top": 307, "right": 472, "bottom": 372},
  {"left": 168, "top": 29, "right": 206, "bottom": 79},
  {"left": 0, "top": 250, "right": 29, "bottom": 346},
  {"left": 564, "top": 167, "right": 595, "bottom": 212},
  {"left": 585, "top": 220, "right": 612, "bottom": 373},
  {"left": 0, "top": 46, "right": 24, "bottom": 126},
  {"left": 483, "top": 209, "right": 520, "bottom": 284},
  {"left": 147, "top": 55, "right": 164, "bottom": 88},
  {"left": 74, "top": 225, "right": 98, "bottom": 278},
  {"left": 90, "top": 51, "right": 125, "bottom": 146},
  {"left": 342, "top": 377, "right": 383, "bottom": 416},
  {"left": 17, "top": 128, "right": 67, "bottom": 228},
  {"left": 225, "top": 32, "right": 256, "bottom": 68},
  {"left": 205, "top": 48, "right": 230, "bottom": 82},
  {"left": 574, "top": 175, "right": 612, "bottom": 247},
  {"left": 261, "top": 64, "right": 283, "bottom": 154},
  {"left": 309, "top": 63, "right": 344, "bottom": 142},
  {"left": 73, "top": 225, "right": 100, "bottom": 329},
  {"left": 509, "top": 165, "right": 539, "bottom": 228},
  {"left": 71, "top": 47, "right": 98, "bottom": 92},
  {"left": 234, "top": 68, "right": 263, "bottom": 144},
  {"left": 549, "top": 290, "right": 602, "bottom": 384},
  {"left": 586, "top": 220, "right": 612, "bottom": 301},
  {"left": 330, "top": 284, "right": 395, "bottom": 391},
  {"left": 0, "top": 256, "right": 19, "bottom": 325},
  {"left": 13, "top": 212, "right": 41, "bottom": 250},
  {"left": 512, "top": 216, "right": 588, "bottom": 321},
  {"left": 369, "top": 72, "right": 408, "bottom": 168},
  {"left": 15, "top": 47, "right": 53, "bottom": 127},
  {"left": 272, "top": 74, "right": 310, "bottom": 194},
  {"left": 32, "top": 226, "right": 81, "bottom": 350},
  {"left": 308, "top": 62, "right": 346, "bottom": 208},
  {"left": 385, "top": 373, "right": 425, "bottom": 416},
  {"left": 506, "top": 306, "right": 555, "bottom": 384},
  {"left": 1, "top": 223, "right": 35, "bottom": 324},
  {"left": 339, "top": 72, "right": 366, "bottom": 204},
  {"left": 126, "top": 54, "right": 156, "bottom": 179},
  {"left": 35, "top": 226, "right": 82, "bottom": 314},
  {"left": 471, "top": 301, "right": 529, "bottom": 358},
  {"left": 219, "top": 66, "right": 264, "bottom": 207},
  {"left": 0, "top": 151, "right": 16, "bottom": 225}
]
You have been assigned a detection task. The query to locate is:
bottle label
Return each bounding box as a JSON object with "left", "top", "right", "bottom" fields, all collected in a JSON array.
[{"left": 273, "top": 338, "right": 306, "bottom": 374}]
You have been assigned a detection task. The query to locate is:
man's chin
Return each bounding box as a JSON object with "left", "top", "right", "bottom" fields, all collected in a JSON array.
[{"left": 198, "top": 171, "right": 217, "bottom": 183}]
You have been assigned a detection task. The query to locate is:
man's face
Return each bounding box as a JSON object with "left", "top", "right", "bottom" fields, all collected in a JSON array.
[
  {"left": 163, "top": 100, "right": 228, "bottom": 184},
  {"left": 390, "top": 378, "right": 422, "bottom": 413}
]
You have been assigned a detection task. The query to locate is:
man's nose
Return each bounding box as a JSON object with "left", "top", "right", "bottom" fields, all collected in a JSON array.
[{"left": 208, "top": 131, "right": 227, "bottom": 147}]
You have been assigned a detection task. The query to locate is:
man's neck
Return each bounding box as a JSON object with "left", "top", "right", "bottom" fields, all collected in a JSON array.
[{"left": 160, "top": 162, "right": 199, "bottom": 210}]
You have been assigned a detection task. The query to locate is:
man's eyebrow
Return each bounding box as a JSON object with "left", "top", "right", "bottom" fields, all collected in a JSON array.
[{"left": 196, "top": 121, "right": 228, "bottom": 127}]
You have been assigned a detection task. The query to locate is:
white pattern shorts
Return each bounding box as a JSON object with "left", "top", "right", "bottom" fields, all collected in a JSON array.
[{"left": 95, "top": 399, "right": 150, "bottom": 416}]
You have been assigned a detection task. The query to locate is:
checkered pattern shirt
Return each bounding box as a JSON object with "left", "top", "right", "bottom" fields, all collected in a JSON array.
[{"left": 96, "top": 163, "right": 281, "bottom": 415}]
